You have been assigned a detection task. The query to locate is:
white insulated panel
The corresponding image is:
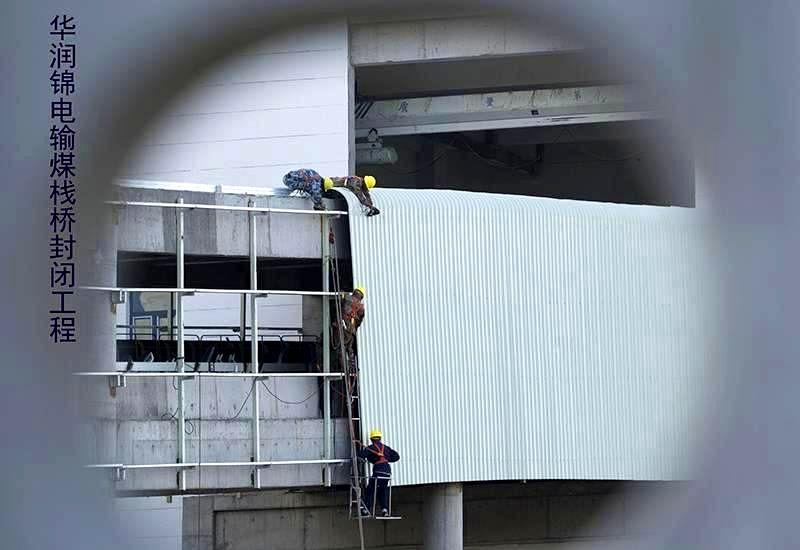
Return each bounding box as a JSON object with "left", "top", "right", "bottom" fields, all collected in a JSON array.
[
  {"left": 121, "top": 19, "right": 350, "bottom": 189},
  {"left": 336, "top": 188, "right": 712, "bottom": 486}
]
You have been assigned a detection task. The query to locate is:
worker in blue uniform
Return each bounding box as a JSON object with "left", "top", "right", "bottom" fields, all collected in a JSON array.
[{"left": 358, "top": 428, "right": 400, "bottom": 517}]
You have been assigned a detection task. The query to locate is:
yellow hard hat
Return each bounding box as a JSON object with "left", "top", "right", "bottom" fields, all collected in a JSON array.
[
  {"left": 369, "top": 428, "right": 382, "bottom": 440},
  {"left": 354, "top": 286, "right": 366, "bottom": 298},
  {"left": 323, "top": 177, "right": 334, "bottom": 191},
  {"left": 364, "top": 175, "right": 377, "bottom": 189}
]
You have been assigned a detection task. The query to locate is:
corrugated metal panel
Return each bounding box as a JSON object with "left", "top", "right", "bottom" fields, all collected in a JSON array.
[{"left": 336, "top": 188, "right": 711, "bottom": 486}]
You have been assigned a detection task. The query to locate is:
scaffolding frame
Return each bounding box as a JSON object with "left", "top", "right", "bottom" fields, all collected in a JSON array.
[{"left": 79, "top": 197, "right": 347, "bottom": 490}]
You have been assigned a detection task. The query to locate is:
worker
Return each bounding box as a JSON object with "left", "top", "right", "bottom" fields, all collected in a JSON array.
[
  {"left": 324, "top": 175, "right": 380, "bottom": 216},
  {"left": 358, "top": 428, "right": 400, "bottom": 517},
  {"left": 341, "top": 286, "right": 366, "bottom": 335},
  {"left": 282, "top": 168, "right": 325, "bottom": 211},
  {"left": 336, "top": 287, "right": 365, "bottom": 368}
]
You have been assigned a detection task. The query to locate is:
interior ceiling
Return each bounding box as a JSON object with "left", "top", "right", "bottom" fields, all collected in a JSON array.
[{"left": 355, "top": 51, "right": 633, "bottom": 100}]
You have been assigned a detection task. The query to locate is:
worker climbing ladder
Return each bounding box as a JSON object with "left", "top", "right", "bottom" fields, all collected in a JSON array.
[{"left": 327, "top": 226, "right": 401, "bottom": 526}]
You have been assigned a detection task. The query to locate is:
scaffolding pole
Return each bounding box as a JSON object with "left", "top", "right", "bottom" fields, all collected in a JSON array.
[
  {"left": 322, "top": 215, "right": 332, "bottom": 486},
  {"left": 249, "top": 200, "right": 261, "bottom": 489},
  {"left": 175, "top": 197, "right": 187, "bottom": 491},
  {"left": 239, "top": 294, "right": 246, "bottom": 374}
]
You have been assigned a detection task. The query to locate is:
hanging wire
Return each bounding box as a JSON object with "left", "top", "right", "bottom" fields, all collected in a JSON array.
[
  {"left": 161, "top": 378, "right": 256, "bottom": 436},
  {"left": 260, "top": 379, "right": 319, "bottom": 405},
  {"left": 560, "top": 127, "right": 644, "bottom": 162}
]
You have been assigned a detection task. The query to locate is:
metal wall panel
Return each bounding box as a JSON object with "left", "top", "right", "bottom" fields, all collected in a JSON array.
[{"left": 337, "top": 188, "right": 711, "bottom": 486}]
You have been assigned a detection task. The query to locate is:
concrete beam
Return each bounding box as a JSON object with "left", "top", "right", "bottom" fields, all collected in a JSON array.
[
  {"left": 350, "top": 16, "right": 581, "bottom": 66},
  {"left": 356, "top": 51, "right": 625, "bottom": 100},
  {"left": 355, "top": 84, "right": 650, "bottom": 137},
  {"left": 484, "top": 119, "right": 664, "bottom": 147},
  {"left": 114, "top": 186, "right": 338, "bottom": 259}
]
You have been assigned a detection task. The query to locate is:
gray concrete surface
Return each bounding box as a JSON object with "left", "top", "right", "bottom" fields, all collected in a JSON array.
[
  {"left": 182, "top": 481, "right": 684, "bottom": 550},
  {"left": 115, "top": 186, "right": 346, "bottom": 259},
  {"left": 79, "top": 374, "right": 352, "bottom": 493}
]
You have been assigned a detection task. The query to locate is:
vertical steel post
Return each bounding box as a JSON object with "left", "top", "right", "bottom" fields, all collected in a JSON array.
[
  {"left": 239, "top": 294, "right": 246, "bottom": 374},
  {"left": 249, "top": 201, "right": 261, "bottom": 489},
  {"left": 176, "top": 197, "right": 187, "bottom": 490},
  {"left": 321, "top": 216, "right": 332, "bottom": 486}
]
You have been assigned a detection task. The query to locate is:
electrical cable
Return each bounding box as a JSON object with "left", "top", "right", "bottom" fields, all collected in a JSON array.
[
  {"left": 260, "top": 378, "right": 319, "bottom": 405},
  {"left": 161, "top": 378, "right": 256, "bottom": 436}
]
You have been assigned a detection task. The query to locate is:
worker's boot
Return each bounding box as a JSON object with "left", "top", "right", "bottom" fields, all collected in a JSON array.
[
  {"left": 359, "top": 504, "right": 371, "bottom": 517},
  {"left": 367, "top": 207, "right": 380, "bottom": 217},
  {"left": 313, "top": 203, "right": 326, "bottom": 211},
  {"left": 380, "top": 508, "right": 389, "bottom": 517}
]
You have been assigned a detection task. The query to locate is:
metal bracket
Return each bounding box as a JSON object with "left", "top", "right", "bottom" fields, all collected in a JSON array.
[
  {"left": 111, "top": 290, "right": 127, "bottom": 305},
  {"left": 108, "top": 373, "right": 126, "bottom": 397},
  {"left": 110, "top": 289, "right": 126, "bottom": 315},
  {"left": 114, "top": 466, "right": 126, "bottom": 482}
]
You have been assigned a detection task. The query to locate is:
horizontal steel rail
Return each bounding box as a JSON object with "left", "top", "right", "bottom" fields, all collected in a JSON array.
[
  {"left": 115, "top": 324, "right": 303, "bottom": 332},
  {"left": 107, "top": 200, "right": 348, "bottom": 216},
  {"left": 74, "top": 371, "right": 342, "bottom": 378},
  {"left": 87, "top": 459, "right": 349, "bottom": 470},
  {"left": 82, "top": 286, "right": 342, "bottom": 296}
]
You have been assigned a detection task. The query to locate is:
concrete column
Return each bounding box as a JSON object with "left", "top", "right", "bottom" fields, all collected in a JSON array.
[{"left": 423, "top": 483, "right": 463, "bottom": 550}]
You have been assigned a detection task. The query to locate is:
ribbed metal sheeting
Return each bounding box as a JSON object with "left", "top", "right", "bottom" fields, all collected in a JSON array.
[{"left": 336, "top": 188, "right": 711, "bottom": 487}]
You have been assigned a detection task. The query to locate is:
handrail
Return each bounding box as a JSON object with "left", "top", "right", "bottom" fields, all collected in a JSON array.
[
  {"left": 82, "top": 286, "right": 343, "bottom": 296},
  {"left": 107, "top": 200, "right": 348, "bottom": 216},
  {"left": 115, "top": 324, "right": 303, "bottom": 332},
  {"left": 74, "top": 371, "right": 342, "bottom": 378},
  {"left": 87, "top": 459, "right": 349, "bottom": 470}
]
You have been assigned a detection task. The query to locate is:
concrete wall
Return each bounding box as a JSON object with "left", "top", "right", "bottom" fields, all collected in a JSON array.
[
  {"left": 118, "top": 20, "right": 351, "bottom": 188},
  {"left": 182, "top": 481, "right": 687, "bottom": 550},
  {"left": 114, "top": 496, "right": 183, "bottom": 550},
  {"left": 80, "top": 375, "right": 352, "bottom": 493},
  {"left": 115, "top": 187, "right": 335, "bottom": 259},
  {"left": 116, "top": 291, "right": 303, "bottom": 339}
]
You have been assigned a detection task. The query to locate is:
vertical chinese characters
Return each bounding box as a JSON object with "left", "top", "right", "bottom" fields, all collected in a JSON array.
[{"left": 49, "top": 15, "right": 77, "bottom": 343}]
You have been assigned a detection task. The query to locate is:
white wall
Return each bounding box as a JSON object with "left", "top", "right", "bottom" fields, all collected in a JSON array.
[
  {"left": 117, "top": 21, "right": 350, "bottom": 333},
  {"left": 116, "top": 293, "right": 303, "bottom": 337},
  {"left": 119, "top": 19, "right": 351, "bottom": 188},
  {"left": 182, "top": 293, "right": 301, "bottom": 335}
]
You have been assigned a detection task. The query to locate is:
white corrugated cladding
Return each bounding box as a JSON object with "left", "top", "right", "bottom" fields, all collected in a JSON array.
[{"left": 337, "top": 188, "right": 712, "bottom": 486}]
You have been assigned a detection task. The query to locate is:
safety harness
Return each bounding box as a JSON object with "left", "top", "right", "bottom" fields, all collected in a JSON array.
[{"left": 367, "top": 442, "right": 388, "bottom": 465}]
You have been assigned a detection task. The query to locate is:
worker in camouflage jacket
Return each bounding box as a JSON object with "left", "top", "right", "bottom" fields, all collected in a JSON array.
[
  {"left": 324, "top": 175, "right": 380, "bottom": 216},
  {"left": 282, "top": 168, "right": 325, "bottom": 210},
  {"left": 335, "top": 287, "right": 365, "bottom": 369}
]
